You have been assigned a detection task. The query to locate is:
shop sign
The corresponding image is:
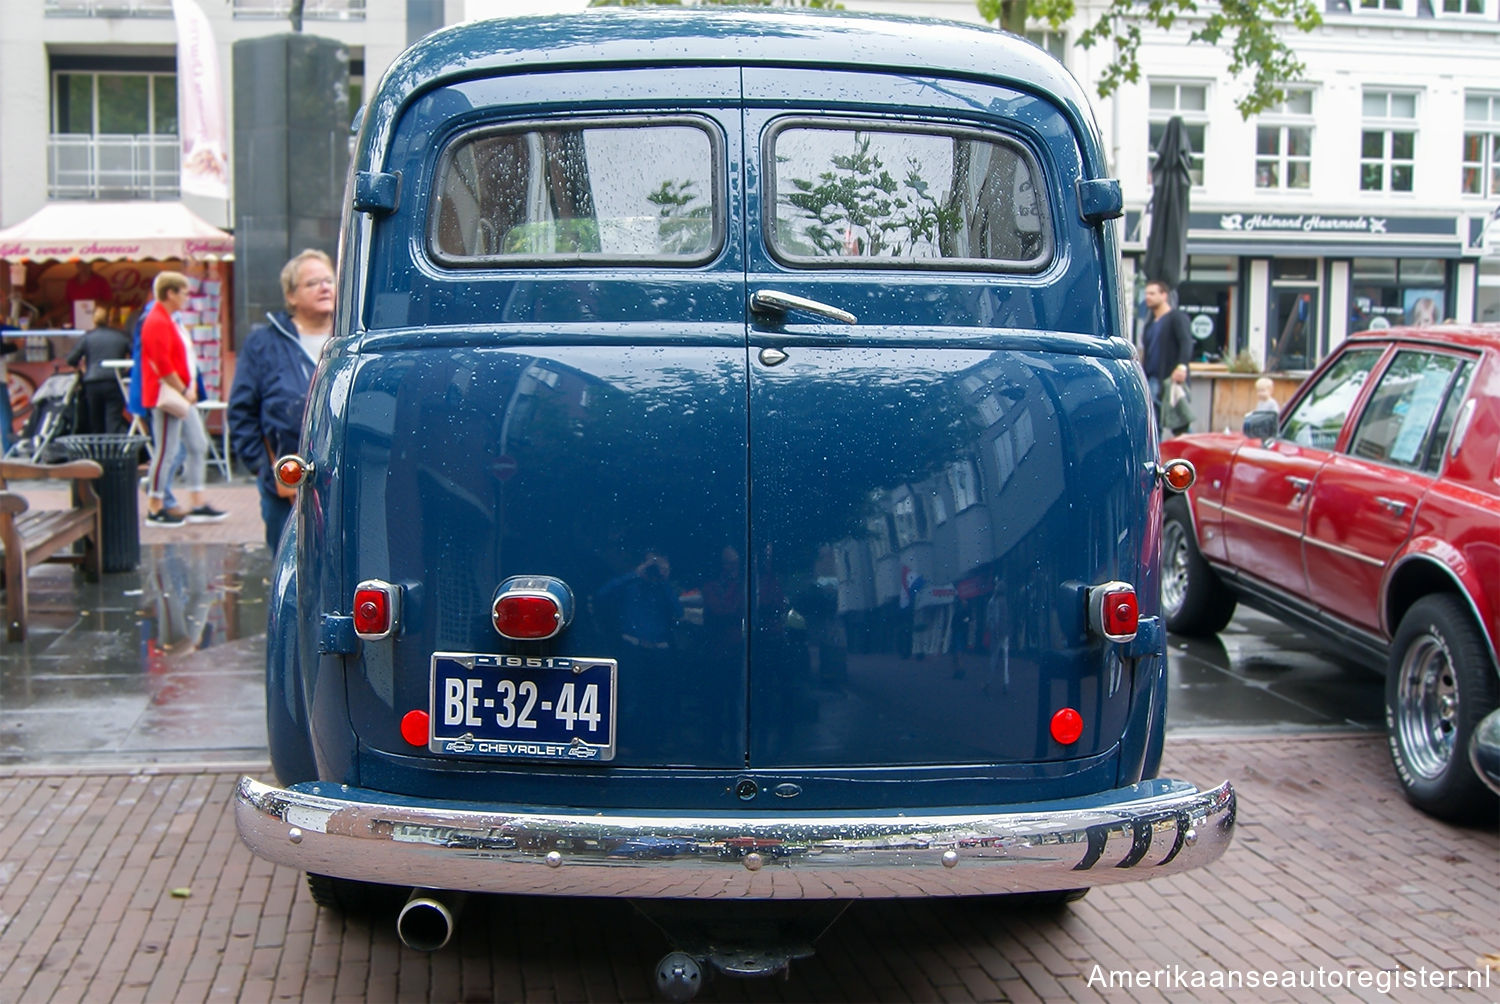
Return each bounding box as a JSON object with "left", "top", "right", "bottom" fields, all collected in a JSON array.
[
  {"left": 1197, "top": 211, "right": 1454, "bottom": 238},
  {"left": 1123, "top": 211, "right": 1457, "bottom": 243}
]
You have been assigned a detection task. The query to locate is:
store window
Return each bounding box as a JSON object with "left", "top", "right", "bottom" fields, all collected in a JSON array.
[
  {"left": 50, "top": 65, "right": 178, "bottom": 199},
  {"left": 1148, "top": 82, "right": 1209, "bottom": 187},
  {"left": 1477, "top": 259, "right": 1500, "bottom": 323},
  {"left": 1360, "top": 89, "right": 1418, "bottom": 193},
  {"left": 1176, "top": 256, "right": 1237, "bottom": 362},
  {"left": 1357, "top": 0, "right": 1405, "bottom": 9},
  {"left": 1461, "top": 93, "right": 1500, "bottom": 198},
  {"left": 1268, "top": 260, "right": 1320, "bottom": 372},
  {"left": 1439, "top": 0, "right": 1485, "bottom": 14},
  {"left": 1255, "top": 88, "right": 1314, "bottom": 190},
  {"left": 1349, "top": 258, "right": 1447, "bottom": 332}
]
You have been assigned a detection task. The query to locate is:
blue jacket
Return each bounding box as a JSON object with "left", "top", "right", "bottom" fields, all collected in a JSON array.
[{"left": 228, "top": 311, "right": 318, "bottom": 497}]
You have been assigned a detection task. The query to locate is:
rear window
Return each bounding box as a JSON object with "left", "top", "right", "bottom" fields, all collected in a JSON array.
[
  {"left": 429, "top": 117, "right": 722, "bottom": 265},
  {"left": 767, "top": 120, "right": 1050, "bottom": 270}
]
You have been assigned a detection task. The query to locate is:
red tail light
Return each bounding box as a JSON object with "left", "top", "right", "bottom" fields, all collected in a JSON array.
[
  {"left": 492, "top": 576, "right": 574, "bottom": 641},
  {"left": 353, "top": 579, "right": 400, "bottom": 640},
  {"left": 493, "top": 595, "right": 563, "bottom": 640},
  {"left": 1089, "top": 581, "right": 1138, "bottom": 642}
]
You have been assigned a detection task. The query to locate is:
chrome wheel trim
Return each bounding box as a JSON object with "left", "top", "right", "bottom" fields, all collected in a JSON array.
[
  {"left": 1161, "top": 519, "right": 1191, "bottom": 618},
  {"left": 1396, "top": 632, "right": 1459, "bottom": 780}
]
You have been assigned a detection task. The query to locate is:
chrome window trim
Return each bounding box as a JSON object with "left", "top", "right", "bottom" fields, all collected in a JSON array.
[
  {"left": 426, "top": 114, "right": 728, "bottom": 270},
  {"left": 762, "top": 115, "right": 1053, "bottom": 273}
]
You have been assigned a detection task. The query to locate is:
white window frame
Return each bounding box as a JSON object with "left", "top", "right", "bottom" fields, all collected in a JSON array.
[
  {"left": 1147, "top": 80, "right": 1210, "bottom": 188},
  {"left": 1023, "top": 29, "right": 1067, "bottom": 68},
  {"left": 1360, "top": 89, "right": 1419, "bottom": 195},
  {"left": 1438, "top": 0, "right": 1486, "bottom": 17},
  {"left": 49, "top": 68, "right": 179, "bottom": 199},
  {"left": 1461, "top": 92, "right": 1500, "bottom": 199},
  {"left": 1255, "top": 88, "right": 1315, "bottom": 192}
]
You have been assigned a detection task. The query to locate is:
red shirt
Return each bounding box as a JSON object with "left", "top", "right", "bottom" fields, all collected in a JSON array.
[
  {"left": 139, "top": 301, "right": 188, "bottom": 408},
  {"left": 66, "top": 272, "right": 113, "bottom": 306}
]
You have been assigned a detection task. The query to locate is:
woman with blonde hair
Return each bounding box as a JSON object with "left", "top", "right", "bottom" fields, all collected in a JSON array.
[
  {"left": 140, "top": 270, "right": 226, "bottom": 526},
  {"left": 228, "top": 249, "right": 335, "bottom": 549}
]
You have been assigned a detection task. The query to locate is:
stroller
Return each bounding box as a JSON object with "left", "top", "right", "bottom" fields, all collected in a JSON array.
[{"left": 5, "top": 371, "right": 80, "bottom": 463}]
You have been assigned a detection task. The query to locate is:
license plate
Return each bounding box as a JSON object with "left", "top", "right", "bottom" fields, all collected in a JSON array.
[{"left": 429, "top": 653, "right": 617, "bottom": 761}]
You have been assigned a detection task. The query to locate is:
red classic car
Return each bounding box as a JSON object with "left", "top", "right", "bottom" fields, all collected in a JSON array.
[{"left": 1160, "top": 324, "right": 1500, "bottom": 822}]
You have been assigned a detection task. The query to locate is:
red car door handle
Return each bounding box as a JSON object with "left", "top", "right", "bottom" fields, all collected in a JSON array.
[
  {"left": 1375, "top": 496, "right": 1408, "bottom": 517},
  {"left": 1286, "top": 476, "right": 1311, "bottom": 492}
]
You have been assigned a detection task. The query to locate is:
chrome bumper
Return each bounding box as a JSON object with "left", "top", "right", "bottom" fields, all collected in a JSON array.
[
  {"left": 236, "top": 776, "right": 1234, "bottom": 899},
  {"left": 240, "top": 774, "right": 1236, "bottom": 900}
]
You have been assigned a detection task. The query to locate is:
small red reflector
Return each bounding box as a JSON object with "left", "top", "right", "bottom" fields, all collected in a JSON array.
[
  {"left": 277, "top": 458, "right": 305, "bottom": 486},
  {"left": 353, "top": 588, "right": 390, "bottom": 636},
  {"left": 400, "top": 709, "right": 429, "bottom": 747},
  {"left": 494, "top": 594, "right": 562, "bottom": 640},
  {"left": 1051, "top": 708, "right": 1084, "bottom": 745},
  {"left": 1163, "top": 459, "right": 1196, "bottom": 492},
  {"left": 1103, "top": 589, "right": 1139, "bottom": 638}
]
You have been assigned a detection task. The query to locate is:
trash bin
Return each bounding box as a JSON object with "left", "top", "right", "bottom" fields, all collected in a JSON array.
[{"left": 58, "top": 434, "right": 148, "bottom": 573}]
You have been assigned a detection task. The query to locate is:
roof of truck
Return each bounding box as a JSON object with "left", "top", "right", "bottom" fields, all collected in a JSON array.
[{"left": 359, "top": 8, "right": 1101, "bottom": 170}]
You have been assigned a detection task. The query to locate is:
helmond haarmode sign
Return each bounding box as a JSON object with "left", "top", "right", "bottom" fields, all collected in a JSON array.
[{"left": 1218, "top": 213, "right": 1389, "bottom": 234}]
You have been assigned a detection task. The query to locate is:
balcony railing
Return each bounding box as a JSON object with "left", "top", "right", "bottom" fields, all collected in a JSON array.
[
  {"left": 48, "top": 134, "right": 180, "bottom": 201},
  {"left": 232, "top": 0, "right": 366, "bottom": 20},
  {"left": 45, "top": 0, "right": 366, "bottom": 17},
  {"left": 44, "top": 0, "right": 173, "bottom": 15}
]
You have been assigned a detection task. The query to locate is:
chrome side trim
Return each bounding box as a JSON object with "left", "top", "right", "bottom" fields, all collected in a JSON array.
[
  {"left": 235, "top": 776, "right": 1234, "bottom": 899},
  {"left": 1301, "top": 534, "right": 1385, "bottom": 568},
  {"left": 1219, "top": 505, "right": 1302, "bottom": 540},
  {"left": 1205, "top": 498, "right": 1383, "bottom": 567}
]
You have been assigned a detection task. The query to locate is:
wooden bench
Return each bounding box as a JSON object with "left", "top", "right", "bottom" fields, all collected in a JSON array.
[{"left": 1, "top": 459, "right": 104, "bottom": 641}]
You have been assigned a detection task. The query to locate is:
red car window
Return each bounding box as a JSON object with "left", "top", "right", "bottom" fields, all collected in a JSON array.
[
  {"left": 1347, "top": 351, "right": 1473, "bottom": 469},
  {"left": 1281, "top": 347, "right": 1385, "bottom": 449}
]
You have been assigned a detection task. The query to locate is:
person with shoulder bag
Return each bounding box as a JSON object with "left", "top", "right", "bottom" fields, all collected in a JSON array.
[{"left": 140, "top": 271, "right": 227, "bottom": 527}]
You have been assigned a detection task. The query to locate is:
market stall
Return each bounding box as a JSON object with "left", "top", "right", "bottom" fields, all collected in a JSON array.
[{"left": 0, "top": 201, "right": 235, "bottom": 438}]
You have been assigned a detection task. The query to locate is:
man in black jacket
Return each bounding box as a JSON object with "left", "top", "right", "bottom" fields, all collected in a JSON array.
[
  {"left": 67, "top": 306, "right": 132, "bottom": 434},
  {"left": 1140, "top": 278, "right": 1193, "bottom": 422}
]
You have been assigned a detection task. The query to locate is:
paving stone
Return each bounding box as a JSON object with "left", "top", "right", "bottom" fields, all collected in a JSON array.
[{"left": 0, "top": 735, "right": 1494, "bottom": 1002}]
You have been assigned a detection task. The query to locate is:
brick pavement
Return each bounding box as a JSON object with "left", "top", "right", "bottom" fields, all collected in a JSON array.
[{"left": 0, "top": 734, "right": 1495, "bottom": 1003}]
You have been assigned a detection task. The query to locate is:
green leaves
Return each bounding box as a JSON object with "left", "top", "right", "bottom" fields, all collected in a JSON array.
[{"left": 980, "top": 0, "right": 1321, "bottom": 118}]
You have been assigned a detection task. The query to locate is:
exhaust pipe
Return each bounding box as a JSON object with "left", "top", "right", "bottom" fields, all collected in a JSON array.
[{"left": 396, "top": 888, "right": 468, "bottom": 952}]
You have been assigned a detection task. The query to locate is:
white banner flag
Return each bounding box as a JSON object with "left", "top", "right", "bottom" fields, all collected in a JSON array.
[{"left": 172, "top": 0, "right": 230, "bottom": 201}]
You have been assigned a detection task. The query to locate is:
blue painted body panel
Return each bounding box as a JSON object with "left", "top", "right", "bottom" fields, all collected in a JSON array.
[{"left": 274, "top": 9, "right": 1168, "bottom": 814}]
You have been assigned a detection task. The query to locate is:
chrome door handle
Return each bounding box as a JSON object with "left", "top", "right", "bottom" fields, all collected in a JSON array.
[
  {"left": 1286, "top": 476, "right": 1311, "bottom": 492},
  {"left": 1375, "top": 496, "right": 1408, "bottom": 517},
  {"left": 750, "top": 289, "right": 857, "bottom": 325}
]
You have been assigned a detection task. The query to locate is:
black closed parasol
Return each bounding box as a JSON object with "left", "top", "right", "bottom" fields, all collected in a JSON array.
[{"left": 1142, "top": 115, "right": 1192, "bottom": 290}]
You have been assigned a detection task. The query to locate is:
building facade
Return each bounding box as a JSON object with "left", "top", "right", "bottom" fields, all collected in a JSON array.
[
  {"left": 0, "top": 0, "right": 454, "bottom": 231},
  {"left": 848, "top": 0, "right": 1500, "bottom": 370}
]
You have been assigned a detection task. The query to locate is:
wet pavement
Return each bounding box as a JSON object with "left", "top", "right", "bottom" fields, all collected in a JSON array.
[
  {"left": 1, "top": 480, "right": 273, "bottom": 769},
  {"left": 0, "top": 473, "right": 1386, "bottom": 770}
]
